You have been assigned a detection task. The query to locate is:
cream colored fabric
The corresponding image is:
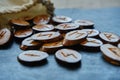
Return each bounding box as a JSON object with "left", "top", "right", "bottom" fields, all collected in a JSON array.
[
  {"left": 0, "top": 3, "right": 47, "bottom": 27},
  {"left": 0, "top": 0, "right": 54, "bottom": 28},
  {"left": 0, "top": 0, "right": 37, "bottom": 14}
]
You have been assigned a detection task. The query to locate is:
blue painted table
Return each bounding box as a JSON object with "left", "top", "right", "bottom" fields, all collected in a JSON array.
[{"left": 0, "top": 8, "right": 120, "bottom": 80}]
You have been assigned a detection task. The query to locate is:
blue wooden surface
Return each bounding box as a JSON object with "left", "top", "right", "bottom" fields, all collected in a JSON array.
[{"left": 0, "top": 8, "right": 120, "bottom": 80}]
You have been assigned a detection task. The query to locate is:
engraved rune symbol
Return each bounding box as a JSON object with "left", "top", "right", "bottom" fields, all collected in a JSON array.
[
  {"left": 108, "top": 48, "right": 120, "bottom": 57},
  {"left": 0, "top": 31, "right": 6, "bottom": 39},
  {"left": 87, "top": 30, "right": 95, "bottom": 35},
  {"left": 69, "top": 31, "right": 84, "bottom": 38},
  {"left": 57, "top": 17, "right": 66, "bottom": 20},
  {"left": 104, "top": 33, "right": 115, "bottom": 40},
  {"left": 61, "top": 52, "right": 77, "bottom": 59},
  {"left": 79, "top": 21, "right": 86, "bottom": 23},
  {"left": 81, "top": 40, "right": 100, "bottom": 44},
  {"left": 60, "top": 24, "right": 72, "bottom": 28},
  {"left": 24, "top": 54, "right": 40, "bottom": 57},
  {"left": 37, "top": 33, "right": 52, "bottom": 37},
  {"left": 36, "top": 25, "right": 50, "bottom": 29}
]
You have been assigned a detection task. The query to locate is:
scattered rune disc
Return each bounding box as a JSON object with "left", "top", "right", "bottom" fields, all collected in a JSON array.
[
  {"left": 55, "top": 23, "right": 79, "bottom": 32},
  {"left": 33, "top": 15, "right": 50, "bottom": 25},
  {"left": 74, "top": 20, "right": 94, "bottom": 29},
  {"left": 80, "top": 38, "right": 103, "bottom": 52},
  {"left": 10, "top": 18, "right": 30, "bottom": 28},
  {"left": 18, "top": 50, "right": 49, "bottom": 64},
  {"left": 55, "top": 49, "right": 82, "bottom": 64},
  {"left": 80, "top": 29, "right": 99, "bottom": 38},
  {"left": 52, "top": 15, "right": 72, "bottom": 23},
  {"left": 0, "top": 28, "right": 12, "bottom": 46},
  {"left": 99, "top": 32, "right": 120, "bottom": 45},
  {"left": 14, "top": 28, "right": 33, "bottom": 39},
  {"left": 40, "top": 40, "right": 63, "bottom": 53},
  {"left": 31, "top": 31, "right": 62, "bottom": 43},
  {"left": 100, "top": 44, "right": 120, "bottom": 65},
  {"left": 63, "top": 30, "right": 87, "bottom": 46},
  {"left": 20, "top": 37, "right": 42, "bottom": 50},
  {"left": 32, "top": 24, "right": 54, "bottom": 32}
]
